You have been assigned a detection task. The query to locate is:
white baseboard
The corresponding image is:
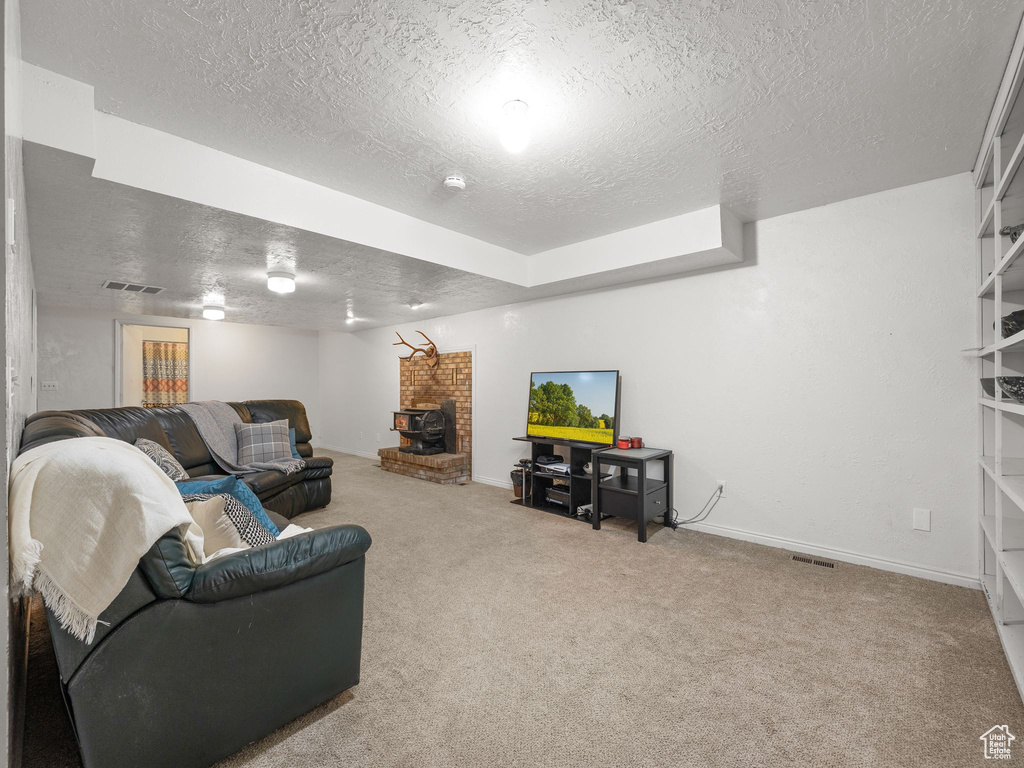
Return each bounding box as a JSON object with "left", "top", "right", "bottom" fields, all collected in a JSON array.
[
  {"left": 314, "top": 443, "right": 381, "bottom": 460},
  {"left": 686, "top": 520, "right": 980, "bottom": 590},
  {"left": 474, "top": 474, "right": 513, "bottom": 489}
]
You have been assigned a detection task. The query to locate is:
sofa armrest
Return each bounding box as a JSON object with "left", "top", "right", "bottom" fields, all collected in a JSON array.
[{"left": 185, "top": 524, "right": 371, "bottom": 604}]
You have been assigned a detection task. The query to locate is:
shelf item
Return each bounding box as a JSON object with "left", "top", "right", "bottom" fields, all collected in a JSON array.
[
  {"left": 511, "top": 436, "right": 599, "bottom": 521},
  {"left": 533, "top": 466, "right": 570, "bottom": 478},
  {"left": 998, "top": 376, "right": 1024, "bottom": 404},
  {"left": 591, "top": 447, "right": 673, "bottom": 543},
  {"left": 1002, "top": 224, "right": 1024, "bottom": 245},
  {"left": 1004, "top": 309, "right": 1024, "bottom": 338}
]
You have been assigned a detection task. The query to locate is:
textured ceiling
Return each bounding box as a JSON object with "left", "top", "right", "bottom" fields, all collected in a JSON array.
[
  {"left": 24, "top": 144, "right": 538, "bottom": 331},
  {"left": 21, "top": 0, "right": 1022, "bottom": 254}
]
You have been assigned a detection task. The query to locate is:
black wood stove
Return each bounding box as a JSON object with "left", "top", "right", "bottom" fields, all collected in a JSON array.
[{"left": 392, "top": 408, "right": 446, "bottom": 455}]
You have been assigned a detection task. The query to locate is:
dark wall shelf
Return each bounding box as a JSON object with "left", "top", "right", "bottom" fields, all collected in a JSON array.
[
  {"left": 599, "top": 475, "right": 668, "bottom": 495},
  {"left": 510, "top": 496, "right": 589, "bottom": 523},
  {"left": 510, "top": 436, "right": 598, "bottom": 520}
]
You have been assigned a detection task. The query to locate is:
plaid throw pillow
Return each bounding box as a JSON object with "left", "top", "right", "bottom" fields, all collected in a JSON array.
[{"left": 235, "top": 419, "right": 293, "bottom": 465}]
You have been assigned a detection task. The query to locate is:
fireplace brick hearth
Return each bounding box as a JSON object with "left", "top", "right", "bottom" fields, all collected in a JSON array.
[
  {"left": 377, "top": 447, "right": 469, "bottom": 485},
  {"left": 379, "top": 348, "right": 472, "bottom": 484}
]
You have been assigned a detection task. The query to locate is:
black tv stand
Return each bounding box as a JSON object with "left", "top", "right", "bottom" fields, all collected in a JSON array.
[{"left": 510, "top": 436, "right": 608, "bottom": 522}]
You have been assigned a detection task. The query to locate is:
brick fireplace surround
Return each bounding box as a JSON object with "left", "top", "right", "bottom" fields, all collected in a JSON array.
[{"left": 378, "top": 349, "right": 472, "bottom": 484}]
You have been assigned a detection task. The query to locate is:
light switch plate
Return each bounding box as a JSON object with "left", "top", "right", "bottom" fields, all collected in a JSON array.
[{"left": 913, "top": 508, "right": 931, "bottom": 532}]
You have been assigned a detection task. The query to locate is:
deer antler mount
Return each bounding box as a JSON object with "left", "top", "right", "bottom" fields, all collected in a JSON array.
[{"left": 393, "top": 331, "right": 439, "bottom": 368}]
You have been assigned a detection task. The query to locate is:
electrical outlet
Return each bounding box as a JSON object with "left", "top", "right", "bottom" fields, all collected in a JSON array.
[
  {"left": 913, "top": 508, "right": 931, "bottom": 532},
  {"left": 376, "top": 432, "right": 381, "bottom": 442},
  {"left": 359, "top": 431, "right": 363, "bottom": 440},
  {"left": 40, "top": 381, "right": 58, "bottom": 392},
  {"left": 717, "top": 480, "right": 726, "bottom": 498}
]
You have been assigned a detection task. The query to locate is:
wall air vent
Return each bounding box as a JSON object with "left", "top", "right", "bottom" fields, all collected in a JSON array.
[
  {"left": 102, "top": 280, "right": 165, "bottom": 295},
  {"left": 792, "top": 555, "right": 836, "bottom": 569}
]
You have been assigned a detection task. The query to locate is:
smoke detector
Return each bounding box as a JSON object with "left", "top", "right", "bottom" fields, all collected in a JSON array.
[{"left": 443, "top": 175, "right": 466, "bottom": 191}]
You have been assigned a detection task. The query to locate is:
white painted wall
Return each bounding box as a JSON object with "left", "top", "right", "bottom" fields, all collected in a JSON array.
[
  {"left": 5, "top": 0, "right": 33, "bottom": 759},
  {"left": 318, "top": 174, "right": 977, "bottom": 585},
  {"left": 36, "top": 307, "right": 322, "bottom": 442}
]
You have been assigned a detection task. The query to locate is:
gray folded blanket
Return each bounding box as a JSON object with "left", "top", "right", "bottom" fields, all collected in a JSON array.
[{"left": 179, "top": 401, "right": 306, "bottom": 476}]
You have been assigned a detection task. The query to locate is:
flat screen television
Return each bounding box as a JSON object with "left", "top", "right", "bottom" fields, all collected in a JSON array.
[{"left": 527, "top": 370, "right": 620, "bottom": 445}]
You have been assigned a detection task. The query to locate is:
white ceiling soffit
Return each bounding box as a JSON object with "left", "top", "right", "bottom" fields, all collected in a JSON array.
[
  {"left": 24, "top": 143, "right": 747, "bottom": 331},
  {"left": 21, "top": 64, "right": 743, "bottom": 291},
  {"left": 20, "top": 0, "right": 1022, "bottom": 256},
  {"left": 23, "top": 143, "right": 535, "bottom": 331}
]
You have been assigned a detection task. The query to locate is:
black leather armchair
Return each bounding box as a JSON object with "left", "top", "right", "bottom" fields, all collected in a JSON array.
[{"left": 18, "top": 400, "right": 370, "bottom": 768}]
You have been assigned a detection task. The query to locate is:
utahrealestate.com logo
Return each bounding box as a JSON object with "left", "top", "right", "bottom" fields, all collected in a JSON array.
[{"left": 980, "top": 725, "right": 1016, "bottom": 759}]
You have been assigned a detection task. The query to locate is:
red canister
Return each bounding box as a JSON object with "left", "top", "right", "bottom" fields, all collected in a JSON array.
[
  {"left": 630, "top": 437, "right": 644, "bottom": 449},
  {"left": 616, "top": 437, "right": 631, "bottom": 449}
]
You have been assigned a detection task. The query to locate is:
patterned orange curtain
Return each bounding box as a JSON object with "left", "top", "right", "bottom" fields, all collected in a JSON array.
[{"left": 142, "top": 340, "right": 189, "bottom": 408}]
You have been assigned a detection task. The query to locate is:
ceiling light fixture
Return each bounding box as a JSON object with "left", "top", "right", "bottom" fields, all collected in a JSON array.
[
  {"left": 409, "top": 300, "right": 423, "bottom": 310},
  {"left": 267, "top": 271, "right": 296, "bottom": 293},
  {"left": 499, "top": 100, "right": 530, "bottom": 153},
  {"left": 202, "top": 305, "right": 225, "bottom": 321}
]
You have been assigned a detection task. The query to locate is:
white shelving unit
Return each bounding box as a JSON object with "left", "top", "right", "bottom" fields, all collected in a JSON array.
[{"left": 976, "top": 16, "right": 1024, "bottom": 702}]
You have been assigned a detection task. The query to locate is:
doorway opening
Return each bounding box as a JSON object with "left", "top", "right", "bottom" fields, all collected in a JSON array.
[{"left": 116, "top": 322, "right": 191, "bottom": 408}]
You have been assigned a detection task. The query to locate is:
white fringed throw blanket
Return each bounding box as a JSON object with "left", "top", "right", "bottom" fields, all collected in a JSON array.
[{"left": 9, "top": 437, "right": 193, "bottom": 643}]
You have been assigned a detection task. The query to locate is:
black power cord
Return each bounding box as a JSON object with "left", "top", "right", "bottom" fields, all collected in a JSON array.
[{"left": 664, "top": 484, "right": 724, "bottom": 529}]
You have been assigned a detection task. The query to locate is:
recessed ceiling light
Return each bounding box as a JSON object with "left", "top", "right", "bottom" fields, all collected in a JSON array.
[
  {"left": 499, "top": 100, "right": 530, "bottom": 153},
  {"left": 202, "top": 305, "right": 225, "bottom": 321},
  {"left": 267, "top": 271, "right": 296, "bottom": 293},
  {"left": 443, "top": 176, "right": 466, "bottom": 190}
]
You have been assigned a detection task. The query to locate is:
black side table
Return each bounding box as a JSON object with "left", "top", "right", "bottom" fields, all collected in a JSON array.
[{"left": 591, "top": 447, "right": 673, "bottom": 542}]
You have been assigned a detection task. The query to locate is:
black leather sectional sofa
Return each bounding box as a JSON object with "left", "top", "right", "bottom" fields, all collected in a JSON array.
[
  {"left": 18, "top": 399, "right": 370, "bottom": 768},
  {"left": 23, "top": 399, "right": 331, "bottom": 519}
]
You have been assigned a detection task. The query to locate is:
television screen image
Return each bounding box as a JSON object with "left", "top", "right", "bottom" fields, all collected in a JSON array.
[{"left": 527, "top": 370, "right": 620, "bottom": 445}]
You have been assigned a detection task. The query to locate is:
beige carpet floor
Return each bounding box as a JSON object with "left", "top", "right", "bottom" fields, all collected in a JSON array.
[{"left": 23, "top": 450, "right": 1024, "bottom": 767}]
